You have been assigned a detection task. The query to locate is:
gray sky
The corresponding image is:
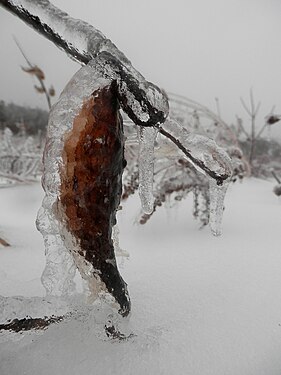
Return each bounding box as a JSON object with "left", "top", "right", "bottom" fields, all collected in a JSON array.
[{"left": 0, "top": 0, "right": 281, "bottom": 136}]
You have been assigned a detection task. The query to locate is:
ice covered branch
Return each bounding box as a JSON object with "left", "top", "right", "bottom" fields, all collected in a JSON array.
[
  {"left": 0, "top": 0, "right": 169, "bottom": 127},
  {"left": 159, "top": 126, "right": 229, "bottom": 185},
  {"left": 0, "top": 0, "right": 232, "bottom": 184},
  {"left": 0, "top": 0, "right": 233, "bottom": 328}
]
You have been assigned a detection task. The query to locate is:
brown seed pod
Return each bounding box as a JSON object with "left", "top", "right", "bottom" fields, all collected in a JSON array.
[{"left": 58, "top": 81, "right": 130, "bottom": 317}]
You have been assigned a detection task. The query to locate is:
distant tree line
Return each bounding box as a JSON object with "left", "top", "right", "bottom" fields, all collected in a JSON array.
[{"left": 0, "top": 100, "right": 48, "bottom": 135}]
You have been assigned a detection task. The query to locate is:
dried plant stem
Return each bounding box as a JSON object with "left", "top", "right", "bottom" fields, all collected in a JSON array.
[
  {"left": 0, "top": 0, "right": 231, "bottom": 182},
  {"left": 14, "top": 37, "right": 52, "bottom": 110},
  {"left": 158, "top": 127, "right": 228, "bottom": 185}
]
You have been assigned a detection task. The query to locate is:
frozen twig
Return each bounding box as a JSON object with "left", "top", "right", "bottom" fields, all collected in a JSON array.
[
  {"left": 0, "top": 0, "right": 232, "bottom": 183},
  {"left": 159, "top": 125, "right": 231, "bottom": 185},
  {"left": 0, "top": 0, "right": 168, "bottom": 127}
]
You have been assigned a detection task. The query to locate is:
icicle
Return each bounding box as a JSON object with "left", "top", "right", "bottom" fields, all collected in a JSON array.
[
  {"left": 208, "top": 178, "right": 229, "bottom": 236},
  {"left": 137, "top": 126, "right": 158, "bottom": 214}
]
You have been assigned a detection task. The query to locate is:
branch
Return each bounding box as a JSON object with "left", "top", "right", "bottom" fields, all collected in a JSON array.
[
  {"left": 159, "top": 127, "right": 229, "bottom": 185},
  {"left": 0, "top": 0, "right": 168, "bottom": 127},
  {"left": 250, "top": 88, "right": 255, "bottom": 115},
  {"left": 254, "top": 101, "right": 261, "bottom": 117},
  {"left": 0, "top": 0, "right": 91, "bottom": 64},
  {"left": 235, "top": 115, "right": 250, "bottom": 138},
  {"left": 0, "top": 0, "right": 232, "bottom": 182},
  {"left": 240, "top": 97, "right": 251, "bottom": 117},
  {"left": 255, "top": 123, "right": 267, "bottom": 140}
]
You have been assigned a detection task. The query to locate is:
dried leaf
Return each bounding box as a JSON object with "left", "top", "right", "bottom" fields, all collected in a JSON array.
[
  {"left": 21, "top": 65, "right": 45, "bottom": 80},
  {"left": 34, "top": 85, "right": 45, "bottom": 94}
]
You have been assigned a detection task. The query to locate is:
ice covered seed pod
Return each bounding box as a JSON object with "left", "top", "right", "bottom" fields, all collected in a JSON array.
[{"left": 38, "top": 59, "right": 131, "bottom": 316}]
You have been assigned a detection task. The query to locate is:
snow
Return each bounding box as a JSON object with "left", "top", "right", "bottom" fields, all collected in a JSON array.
[{"left": 0, "top": 178, "right": 281, "bottom": 375}]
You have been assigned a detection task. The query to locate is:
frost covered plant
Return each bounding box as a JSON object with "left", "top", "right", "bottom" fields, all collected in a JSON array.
[
  {"left": 122, "top": 96, "right": 246, "bottom": 229},
  {"left": 0, "top": 127, "right": 42, "bottom": 182},
  {"left": 0, "top": 0, "right": 232, "bottom": 332}
]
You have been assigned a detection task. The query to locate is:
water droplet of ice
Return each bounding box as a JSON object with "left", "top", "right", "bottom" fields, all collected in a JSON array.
[
  {"left": 137, "top": 126, "right": 158, "bottom": 214},
  {"left": 208, "top": 178, "right": 229, "bottom": 236}
]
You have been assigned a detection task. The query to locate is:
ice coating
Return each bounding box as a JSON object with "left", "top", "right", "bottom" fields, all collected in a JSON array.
[
  {"left": 9, "top": 0, "right": 109, "bottom": 63},
  {"left": 5, "top": 0, "right": 169, "bottom": 127},
  {"left": 0, "top": 296, "right": 70, "bottom": 324},
  {"left": 137, "top": 126, "right": 158, "bottom": 214},
  {"left": 36, "top": 56, "right": 134, "bottom": 316},
  {"left": 34, "top": 53, "right": 165, "bottom": 315},
  {"left": 160, "top": 117, "right": 232, "bottom": 182},
  {"left": 97, "top": 52, "right": 169, "bottom": 127},
  {"left": 36, "top": 60, "right": 110, "bottom": 296},
  {"left": 208, "top": 178, "right": 229, "bottom": 236},
  {"left": 36, "top": 205, "right": 76, "bottom": 296},
  {"left": 112, "top": 224, "right": 129, "bottom": 258},
  {"left": 159, "top": 117, "right": 232, "bottom": 235}
]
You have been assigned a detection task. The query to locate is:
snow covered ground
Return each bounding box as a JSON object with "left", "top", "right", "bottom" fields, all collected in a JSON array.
[{"left": 0, "top": 178, "right": 280, "bottom": 375}]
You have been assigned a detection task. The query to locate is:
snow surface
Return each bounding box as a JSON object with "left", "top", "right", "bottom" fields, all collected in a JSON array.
[{"left": 0, "top": 179, "right": 281, "bottom": 375}]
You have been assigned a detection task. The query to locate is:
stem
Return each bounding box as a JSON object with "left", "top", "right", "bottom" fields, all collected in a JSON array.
[
  {"left": 255, "top": 123, "right": 267, "bottom": 140},
  {"left": 248, "top": 117, "right": 255, "bottom": 165},
  {"left": 14, "top": 37, "right": 52, "bottom": 110},
  {"left": 1, "top": 0, "right": 230, "bottom": 183},
  {"left": 1, "top": 0, "right": 90, "bottom": 64},
  {"left": 235, "top": 116, "right": 250, "bottom": 139},
  {"left": 241, "top": 91, "right": 261, "bottom": 168}
]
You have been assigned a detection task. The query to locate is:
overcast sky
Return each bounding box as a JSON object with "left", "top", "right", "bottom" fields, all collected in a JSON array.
[{"left": 0, "top": 0, "right": 280, "bottom": 135}]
